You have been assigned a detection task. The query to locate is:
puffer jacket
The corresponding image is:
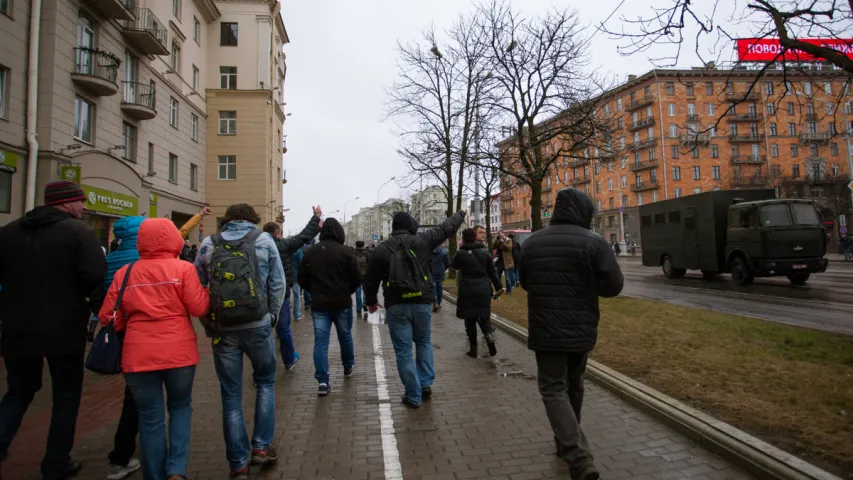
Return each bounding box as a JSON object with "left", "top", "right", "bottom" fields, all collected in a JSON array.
[
  {"left": 104, "top": 216, "right": 144, "bottom": 291},
  {"left": 451, "top": 243, "right": 502, "bottom": 319},
  {"left": 99, "top": 218, "right": 209, "bottom": 373},
  {"left": 298, "top": 219, "right": 361, "bottom": 310},
  {"left": 519, "top": 188, "right": 624, "bottom": 352}
]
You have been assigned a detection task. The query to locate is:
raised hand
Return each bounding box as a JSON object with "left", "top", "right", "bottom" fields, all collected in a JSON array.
[{"left": 314, "top": 205, "right": 323, "bottom": 217}]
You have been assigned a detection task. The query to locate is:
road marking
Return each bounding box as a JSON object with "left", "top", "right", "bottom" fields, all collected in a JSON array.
[{"left": 372, "top": 324, "right": 403, "bottom": 480}]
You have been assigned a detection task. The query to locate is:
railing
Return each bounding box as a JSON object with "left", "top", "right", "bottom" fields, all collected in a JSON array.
[
  {"left": 630, "top": 181, "right": 660, "bottom": 191},
  {"left": 727, "top": 113, "right": 762, "bottom": 121},
  {"left": 567, "top": 158, "right": 589, "bottom": 168},
  {"left": 121, "top": 7, "right": 168, "bottom": 48},
  {"left": 799, "top": 132, "right": 830, "bottom": 143},
  {"left": 122, "top": 81, "right": 156, "bottom": 109},
  {"left": 627, "top": 95, "right": 655, "bottom": 111},
  {"left": 728, "top": 133, "right": 765, "bottom": 142},
  {"left": 629, "top": 117, "right": 655, "bottom": 130},
  {"left": 73, "top": 47, "right": 119, "bottom": 84},
  {"left": 805, "top": 113, "right": 818, "bottom": 121},
  {"left": 686, "top": 114, "right": 700, "bottom": 122},
  {"left": 679, "top": 133, "right": 711, "bottom": 145},
  {"left": 630, "top": 160, "right": 658, "bottom": 171},
  {"left": 731, "top": 175, "right": 767, "bottom": 187},
  {"left": 569, "top": 176, "right": 591, "bottom": 185},
  {"left": 628, "top": 138, "right": 657, "bottom": 150},
  {"left": 731, "top": 155, "right": 765, "bottom": 164}
]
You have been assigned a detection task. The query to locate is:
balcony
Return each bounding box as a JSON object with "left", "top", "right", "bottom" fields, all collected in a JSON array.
[
  {"left": 626, "top": 95, "right": 655, "bottom": 111},
  {"left": 728, "top": 133, "right": 765, "bottom": 143},
  {"left": 727, "top": 113, "right": 763, "bottom": 122},
  {"left": 805, "top": 113, "right": 818, "bottom": 121},
  {"left": 630, "top": 160, "right": 659, "bottom": 171},
  {"left": 82, "top": 0, "right": 134, "bottom": 20},
  {"left": 799, "top": 132, "right": 830, "bottom": 144},
  {"left": 731, "top": 155, "right": 766, "bottom": 165},
  {"left": 628, "top": 138, "right": 657, "bottom": 151},
  {"left": 725, "top": 91, "right": 758, "bottom": 102},
  {"left": 120, "top": 8, "right": 169, "bottom": 55},
  {"left": 631, "top": 181, "right": 660, "bottom": 192},
  {"left": 569, "top": 176, "right": 591, "bottom": 186},
  {"left": 628, "top": 117, "right": 655, "bottom": 131},
  {"left": 567, "top": 158, "right": 590, "bottom": 168},
  {"left": 686, "top": 114, "right": 700, "bottom": 122},
  {"left": 121, "top": 82, "right": 156, "bottom": 120},
  {"left": 731, "top": 175, "right": 768, "bottom": 188},
  {"left": 679, "top": 133, "right": 711, "bottom": 145},
  {"left": 70, "top": 47, "right": 119, "bottom": 96}
]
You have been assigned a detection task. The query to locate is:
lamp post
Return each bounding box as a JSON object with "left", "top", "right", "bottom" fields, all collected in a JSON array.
[
  {"left": 343, "top": 196, "right": 360, "bottom": 225},
  {"left": 376, "top": 177, "right": 396, "bottom": 241}
]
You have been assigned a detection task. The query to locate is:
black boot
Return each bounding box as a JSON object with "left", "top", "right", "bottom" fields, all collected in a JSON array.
[
  {"left": 466, "top": 338, "right": 477, "bottom": 358},
  {"left": 485, "top": 333, "right": 497, "bottom": 357}
]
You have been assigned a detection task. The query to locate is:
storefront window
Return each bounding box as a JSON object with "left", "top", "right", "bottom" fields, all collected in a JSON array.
[{"left": 0, "top": 171, "right": 11, "bottom": 213}]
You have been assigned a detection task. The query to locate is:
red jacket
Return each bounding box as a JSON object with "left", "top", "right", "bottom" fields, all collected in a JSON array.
[{"left": 100, "top": 218, "right": 209, "bottom": 373}]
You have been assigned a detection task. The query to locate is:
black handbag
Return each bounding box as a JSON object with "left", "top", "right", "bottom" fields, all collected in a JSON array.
[{"left": 85, "top": 262, "right": 135, "bottom": 375}]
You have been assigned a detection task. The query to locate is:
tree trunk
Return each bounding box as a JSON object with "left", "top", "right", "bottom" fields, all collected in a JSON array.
[
  {"left": 484, "top": 192, "right": 493, "bottom": 248},
  {"left": 530, "top": 179, "right": 544, "bottom": 231}
]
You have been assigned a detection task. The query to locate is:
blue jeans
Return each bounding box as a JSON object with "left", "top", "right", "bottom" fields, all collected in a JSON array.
[
  {"left": 386, "top": 303, "right": 435, "bottom": 404},
  {"left": 303, "top": 289, "right": 312, "bottom": 307},
  {"left": 312, "top": 308, "right": 355, "bottom": 385},
  {"left": 125, "top": 365, "right": 196, "bottom": 480},
  {"left": 505, "top": 267, "right": 518, "bottom": 293},
  {"left": 292, "top": 283, "right": 302, "bottom": 318},
  {"left": 212, "top": 325, "right": 277, "bottom": 470},
  {"left": 276, "top": 290, "right": 296, "bottom": 366},
  {"left": 433, "top": 280, "right": 444, "bottom": 305}
]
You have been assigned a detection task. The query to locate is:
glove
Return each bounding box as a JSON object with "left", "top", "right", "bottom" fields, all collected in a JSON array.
[{"left": 368, "top": 305, "right": 379, "bottom": 314}]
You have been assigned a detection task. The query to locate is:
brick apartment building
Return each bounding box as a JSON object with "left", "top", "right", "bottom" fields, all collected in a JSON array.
[{"left": 500, "top": 64, "right": 853, "bottom": 249}]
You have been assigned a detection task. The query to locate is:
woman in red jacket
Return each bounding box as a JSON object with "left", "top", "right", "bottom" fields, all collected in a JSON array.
[{"left": 99, "top": 218, "right": 209, "bottom": 480}]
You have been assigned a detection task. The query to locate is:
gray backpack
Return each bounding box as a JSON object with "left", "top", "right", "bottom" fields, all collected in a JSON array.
[{"left": 208, "top": 230, "right": 269, "bottom": 327}]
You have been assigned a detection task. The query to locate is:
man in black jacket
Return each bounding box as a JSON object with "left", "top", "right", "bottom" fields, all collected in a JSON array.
[
  {"left": 365, "top": 210, "right": 465, "bottom": 408},
  {"left": 0, "top": 181, "right": 106, "bottom": 479},
  {"left": 298, "top": 218, "right": 361, "bottom": 396},
  {"left": 519, "top": 188, "right": 623, "bottom": 480},
  {"left": 262, "top": 206, "right": 322, "bottom": 371}
]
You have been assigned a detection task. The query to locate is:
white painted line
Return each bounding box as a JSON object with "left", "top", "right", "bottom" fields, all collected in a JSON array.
[{"left": 372, "top": 324, "right": 403, "bottom": 480}]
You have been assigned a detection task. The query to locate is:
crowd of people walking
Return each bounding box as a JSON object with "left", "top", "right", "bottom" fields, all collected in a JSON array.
[{"left": 0, "top": 181, "right": 622, "bottom": 480}]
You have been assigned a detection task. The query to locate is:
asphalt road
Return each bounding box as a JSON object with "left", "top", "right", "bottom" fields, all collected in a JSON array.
[{"left": 617, "top": 256, "right": 853, "bottom": 336}]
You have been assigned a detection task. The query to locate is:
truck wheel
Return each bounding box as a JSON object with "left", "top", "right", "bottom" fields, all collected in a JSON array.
[
  {"left": 787, "top": 273, "right": 810, "bottom": 286},
  {"left": 701, "top": 270, "right": 719, "bottom": 281},
  {"left": 730, "top": 257, "right": 754, "bottom": 286},
  {"left": 662, "top": 255, "right": 686, "bottom": 279}
]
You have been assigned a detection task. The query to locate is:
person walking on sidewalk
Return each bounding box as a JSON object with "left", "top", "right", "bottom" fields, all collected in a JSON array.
[
  {"left": 194, "top": 204, "right": 285, "bottom": 480},
  {"left": 365, "top": 210, "right": 466, "bottom": 409},
  {"left": 262, "top": 207, "right": 322, "bottom": 371},
  {"left": 519, "top": 188, "right": 623, "bottom": 480},
  {"left": 98, "top": 218, "right": 209, "bottom": 480},
  {"left": 0, "top": 181, "right": 106, "bottom": 480},
  {"left": 298, "top": 219, "right": 362, "bottom": 396},
  {"left": 291, "top": 248, "right": 305, "bottom": 319},
  {"left": 354, "top": 241, "right": 371, "bottom": 319},
  {"left": 429, "top": 244, "right": 450, "bottom": 312},
  {"left": 451, "top": 228, "right": 504, "bottom": 358},
  {"left": 496, "top": 233, "right": 516, "bottom": 294}
]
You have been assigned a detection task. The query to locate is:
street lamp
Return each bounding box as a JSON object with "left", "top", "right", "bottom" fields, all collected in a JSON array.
[
  {"left": 376, "top": 177, "right": 396, "bottom": 241},
  {"left": 343, "top": 196, "right": 360, "bottom": 225}
]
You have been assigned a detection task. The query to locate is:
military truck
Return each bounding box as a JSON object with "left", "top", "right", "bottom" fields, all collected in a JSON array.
[{"left": 640, "top": 190, "right": 828, "bottom": 286}]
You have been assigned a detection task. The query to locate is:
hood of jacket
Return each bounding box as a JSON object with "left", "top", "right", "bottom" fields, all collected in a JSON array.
[
  {"left": 391, "top": 212, "right": 418, "bottom": 234},
  {"left": 137, "top": 218, "right": 184, "bottom": 259},
  {"left": 112, "top": 216, "right": 144, "bottom": 250},
  {"left": 551, "top": 188, "right": 594, "bottom": 228},
  {"left": 460, "top": 243, "right": 485, "bottom": 251},
  {"left": 21, "top": 206, "right": 73, "bottom": 229},
  {"left": 319, "top": 218, "right": 345, "bottom": 244}
]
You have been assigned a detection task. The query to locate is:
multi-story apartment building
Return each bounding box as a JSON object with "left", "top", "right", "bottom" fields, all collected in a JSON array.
[
  {"left": 411, "top": 185, "right": 447, "bottom": 226},
  {"left": 501, "top": 65, "right": 853, "bottom": 247}
]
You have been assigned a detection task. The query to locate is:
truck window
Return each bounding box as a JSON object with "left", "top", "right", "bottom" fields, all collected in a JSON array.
[
  {"left": 760, "top": 204, "right": 793, "bottom": 227},
  {"left": 728, "top": 209, "right": 741, "bottom": 228},
  {"left": 654, "top": 213, "right": 665, "bottom": 225},
  {"left": 641, "top": 215, "right": 651, "bottom": 227},
  {"left": 791, "top": 203, "right": 820, "bottom": 226},
  {"left": 669, "top": 211, "right": 680, "bottom": 223}
]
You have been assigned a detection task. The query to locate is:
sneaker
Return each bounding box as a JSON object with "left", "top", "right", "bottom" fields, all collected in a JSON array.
[
  {"left": 61, "top": 460, "right": 83, "bottom": 479},
  {"left": 401, "top": 396, "right": 420, "bottom": 409},
  {"left": 318, "top": 383, "right": 331, "bottom": 396},
  {"left": 344, "top": 365, "right": 355, "bottom": 378},
  {"left": 229, "top": 468, "right": 249, "bottom": 480},
  {"left": 285, "top": 352, "right": 300, "bottom": 371},
  {"left": 107, "top": 459, "right": 140, "bottom": 480},
  {"left": 250, "top": 446, "right": 279, "bottom": 465},
  {"left": 294, "top": 315, "right": 303, "bottom": 321},
  {"left": 421, "top": 386, "right": 432, "bottom": 399},
  {"left": 571, "top": 465, "right": 600, "bottom": 480}
]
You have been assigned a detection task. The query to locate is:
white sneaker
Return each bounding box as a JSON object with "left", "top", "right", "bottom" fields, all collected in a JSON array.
[{"left": 107, "top": 458, "right": 141, "bottom": 480}]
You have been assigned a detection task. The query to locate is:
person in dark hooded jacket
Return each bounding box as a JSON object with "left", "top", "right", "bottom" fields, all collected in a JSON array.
[
  {"left": 518, "top": 188, "right": 623, "bottom": 480},
  {"left": 298, "top": 218, "right": 362, "bottom": 396},
  {"left": 428, "top": 245, "right": 450, "bottom": 312}
]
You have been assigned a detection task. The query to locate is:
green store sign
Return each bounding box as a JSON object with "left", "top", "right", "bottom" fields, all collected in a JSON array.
[
  {"left": 0, "top": 149, "right": 19, "bottom": 173},
  {"left": 83, "top": 185, "right": 139, "bottom": 216}
]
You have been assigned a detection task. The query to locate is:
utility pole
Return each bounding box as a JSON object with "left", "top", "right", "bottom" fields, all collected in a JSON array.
[{"left": 474, "top": 105, "right": 482, "bottom": 225}]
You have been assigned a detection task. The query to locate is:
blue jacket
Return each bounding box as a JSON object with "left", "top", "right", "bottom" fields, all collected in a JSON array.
[
  {"left": 429, "top": 246, "right": 450, "bottom": 281},
  {"left": 104, "top": 216, "right": 144, "bottom": 292},
  {"left": 194, "top": 221, "right": 285, "bottom": 330}
]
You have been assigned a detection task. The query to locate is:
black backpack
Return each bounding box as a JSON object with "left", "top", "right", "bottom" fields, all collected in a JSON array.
[
  {"left": 385, "top": 236, "right": 431, "bottom": 301},
  {"left": 354, "top": 249, "right": 369, "bottom": 275},
  {"left": 208, "top": 230, "right": 269, "bottom": 327}
]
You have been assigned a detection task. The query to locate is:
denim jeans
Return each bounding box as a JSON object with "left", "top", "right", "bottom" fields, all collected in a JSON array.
[
  {"left": 125, "top": 365, "right": 196, "bottom": 480},
  {"left": 276, "top": 290, "right": 296, "bottom": 366},
  {"left": 212, "top": 325, "right": 277, "bottom": 470},
  {"left": 292, "top": 283, "right": 302, "bottom": 318},
  {"left": 505, "top": 267, "right": 518, "bottom": 293},
  {"left": 355, "top": 283, "right": 365, "bottom": 312},
  {"left": 303, "top": 289, "right": 312, "bottom": 307},
  {"left": 386, "top": 303, "right": 435, "bottom": 404},
  {"left": 0, "top": 353, "right": 84, "bottom": 480},
  {"left": 433, "top": 280, "right": 444, "bottom": 305},
  {"left": 312, "top": 308, "right": 355, "bottom": 385}
]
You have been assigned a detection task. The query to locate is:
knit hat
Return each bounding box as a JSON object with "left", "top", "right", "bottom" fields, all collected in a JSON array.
[{"left": 44, "top": 181, "right": 86, "bottom": 206}]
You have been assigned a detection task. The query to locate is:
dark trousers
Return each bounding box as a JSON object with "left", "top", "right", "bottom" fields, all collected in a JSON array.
[
  {"left": 108, "top": 385, "right": 139, "bottom": 466},
  {"left": 464, "top": 316, "right": 495, "bottom": 343},
  {"left": 534, "top": 351, "right": 594, "bottom": 474},
  {"left": 0, "top": 353, "right": 84, "bottom": 479}
]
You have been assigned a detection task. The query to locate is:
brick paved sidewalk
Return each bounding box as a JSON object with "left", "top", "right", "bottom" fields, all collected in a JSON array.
[{"left": 1, "top": 304, "right": 753, "bottom": 480}]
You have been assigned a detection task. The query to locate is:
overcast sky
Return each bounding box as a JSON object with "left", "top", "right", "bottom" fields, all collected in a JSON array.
[{"left": 278, "top": 0, "right": 734, "bottom": 235}]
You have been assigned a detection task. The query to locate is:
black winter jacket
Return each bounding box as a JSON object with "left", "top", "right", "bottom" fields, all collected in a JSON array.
[
  {"left": 273, "top": 215, "right": 321, "bottom": 289},
  {"left": 0, "top": 206, "right": 106, "bottom": 357},
  {"left": 365, "top": 211, "right": 465, "bottom": 308},
  {"left": 451, "top": 243, "right": 502, "bottom": 319},
  {"left": 519, "top": 188, "right": 623, "bottom": 352},
  {"left": 298, "top": 218, "right": 361, "bottom": 310}
]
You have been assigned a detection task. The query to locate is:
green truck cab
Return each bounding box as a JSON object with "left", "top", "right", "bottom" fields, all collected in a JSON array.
[{"left": 640, "top": 189, "right": 828, "bottom": 286}]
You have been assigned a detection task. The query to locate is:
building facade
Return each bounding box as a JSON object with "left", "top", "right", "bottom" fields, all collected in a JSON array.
[{"left": 501, "top": 65, "right": 853, "bottom": 248}]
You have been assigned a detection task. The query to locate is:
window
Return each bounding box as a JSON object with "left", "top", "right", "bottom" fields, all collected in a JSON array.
[
  {"left": 771, "top": 144, "right": 779, "bottom": 157},
  {"left": 686, "top": 83, "right": 694, "bottom": 96},
  {"left": 653, "top": 213, "right": 665, "bottom": 225},
  {"left": 220, "top": 66, "right": 237, "bottom": 89},
  {"left": 712, "top": 166, "right": 720, "bottom": 180},
  {"left": 121, "top": 122, "right": 136, "bottom": 162},
  {"left": 193, "top": 16, "right": 200, "bottom": 42},
  {"left": 650, "top": 168, "right": 657, "bottom": 183},
  {"left": 827, "top": 102, "right": 835, "bottom": 114},
  {"left": 0, "top": 171, "right": 10, "bottom": 213},
  {"left": 731, "top": 124, "right": 739, "bottom": 137},
  {"left": 609, "top": 197, "right": 615, "bottom": 209},
  {"left": 804, "top": 82, "right": 812, "bottom": 95},
  {"left": 595, "top": 181, "right": 601, "bottom": 193},
  {"left": 0, "top": 0, "right": 9, "bottom": 16},
  {"left": 671, "top": 145, "right": 679, "bottom": 159},
  {"left": 171, "top": 43, "right": 180, "bottom": 72},
  {"left": 691, "top": 146, "right": 699, "bottom": 158},
  {"left": 693, "top": 187, "right": 702, "bottom": 194},
  {"left": 668, "top": 103, "right": 675, "bottom": 116},
  {"left": 830, "top": 122, "right": 837, "bottom": 135},
  {"left": 190, "top": 114, "right": 198, "bottom": 141},
  {"left": 191, "top": 65, "right": 199, "bottom": 90},
  {"left": 617, "top": 98, "right": 622, "bottom": 110},
  {"left": 218, "top": 155, "right": 236, "bottom": 180},
  {"left": 807, "top": 121, "right": 817, "bottom": 134},
  {"left": 617, "top": 118, "right": 623, "bottom": 130},
  {"left": 168, "top": 153, "right": 178, "bottom": 183},
  {"left": 810, "top": 143, "right": 819, "bottom": 156},
  {"left": 793, "top": 164, "right": 800, "bottom": 177},
  {"left": 169, "top": 97, "right": 179, "bottom": 128},
  {"left": 621, "top": 176, "right": 627, "bottom": 188},
  {"left": 711, "top": 145, "right": 719, "bottom": 158},
  {"left": 673, "top": 166, "right": 681, "bottom": 180},
  {"left": 608, "top": 179, "right": 614, "bottom": 191},
  {"left": 705, "top": 82, "right": 713, "bottom": 95},
  {"left": 788, "top": 122, "right": 796, "bottom": 136},
  {"left": 769, "top": 123, "right": 777, "bottom": 136},
  {"left": 707, "top": 103, "right": 715, "bottom": 116},
  {"left": 831, "top": 143, "right": 839, "bottom": 156},
  {"left": 767, "top": 103, "right": 775, "bottom": 115},
  {"left": 648, "top": 146, "right": 656, "bottom": 161},
  {"left": 172, "top": 0, "right": 180, "bottom": 18},
  {"left": 641, "top": 215, "right": 652, "bottom": 227},
  {"left": 190, "top": 163, "right": 198, "bottom": 191},
  {"left": 786, "top": 102, "right": 794, "bottom": 115},
  {"left": 846, "top": 102, "right": 853, "bottom": 115},
  {"left": 791, "top": 144, "right": 799, "bottom": 157},
  {"left": 219, "top": 111, "right": 237, "bottom": 134},
  {"left": 73, "top": 96, "right": 94, "bottom": 143},
  {"left": 669, "top": 124, "right": 677, "bottom": 137},
  {"left": 0, "top": 66, "right": 8, "bottom": 119},
  {"left": 666, "top": 82, "right": 674, "bottom": 95},
  {"left": 148, "top": 142, "right": 155, "bottom": 175},
  {"left": 692, "top": 166, "right": 700, "bottom": 180},
  {"left": 709, "top": 125, "right": 716, "bottom": 137},
  {"left": 637, "top": 193, "right": 644, "bottom": 206},
  {"left": 674, "top": 188, "right": 682, "bottom": 198},
  {"left": 765, "top": 82, "right": 774, "bottom": 95},
  {"left": 220, "top": 22, "right": 238, "bottom": 46},
  {"left": 687, "top": 103, "right": 696, "bottom": 116}
]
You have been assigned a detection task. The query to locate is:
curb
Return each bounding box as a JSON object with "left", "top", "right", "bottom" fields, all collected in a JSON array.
[{"left": 442, "top": 291, "right": 841, "bottom": 480}]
